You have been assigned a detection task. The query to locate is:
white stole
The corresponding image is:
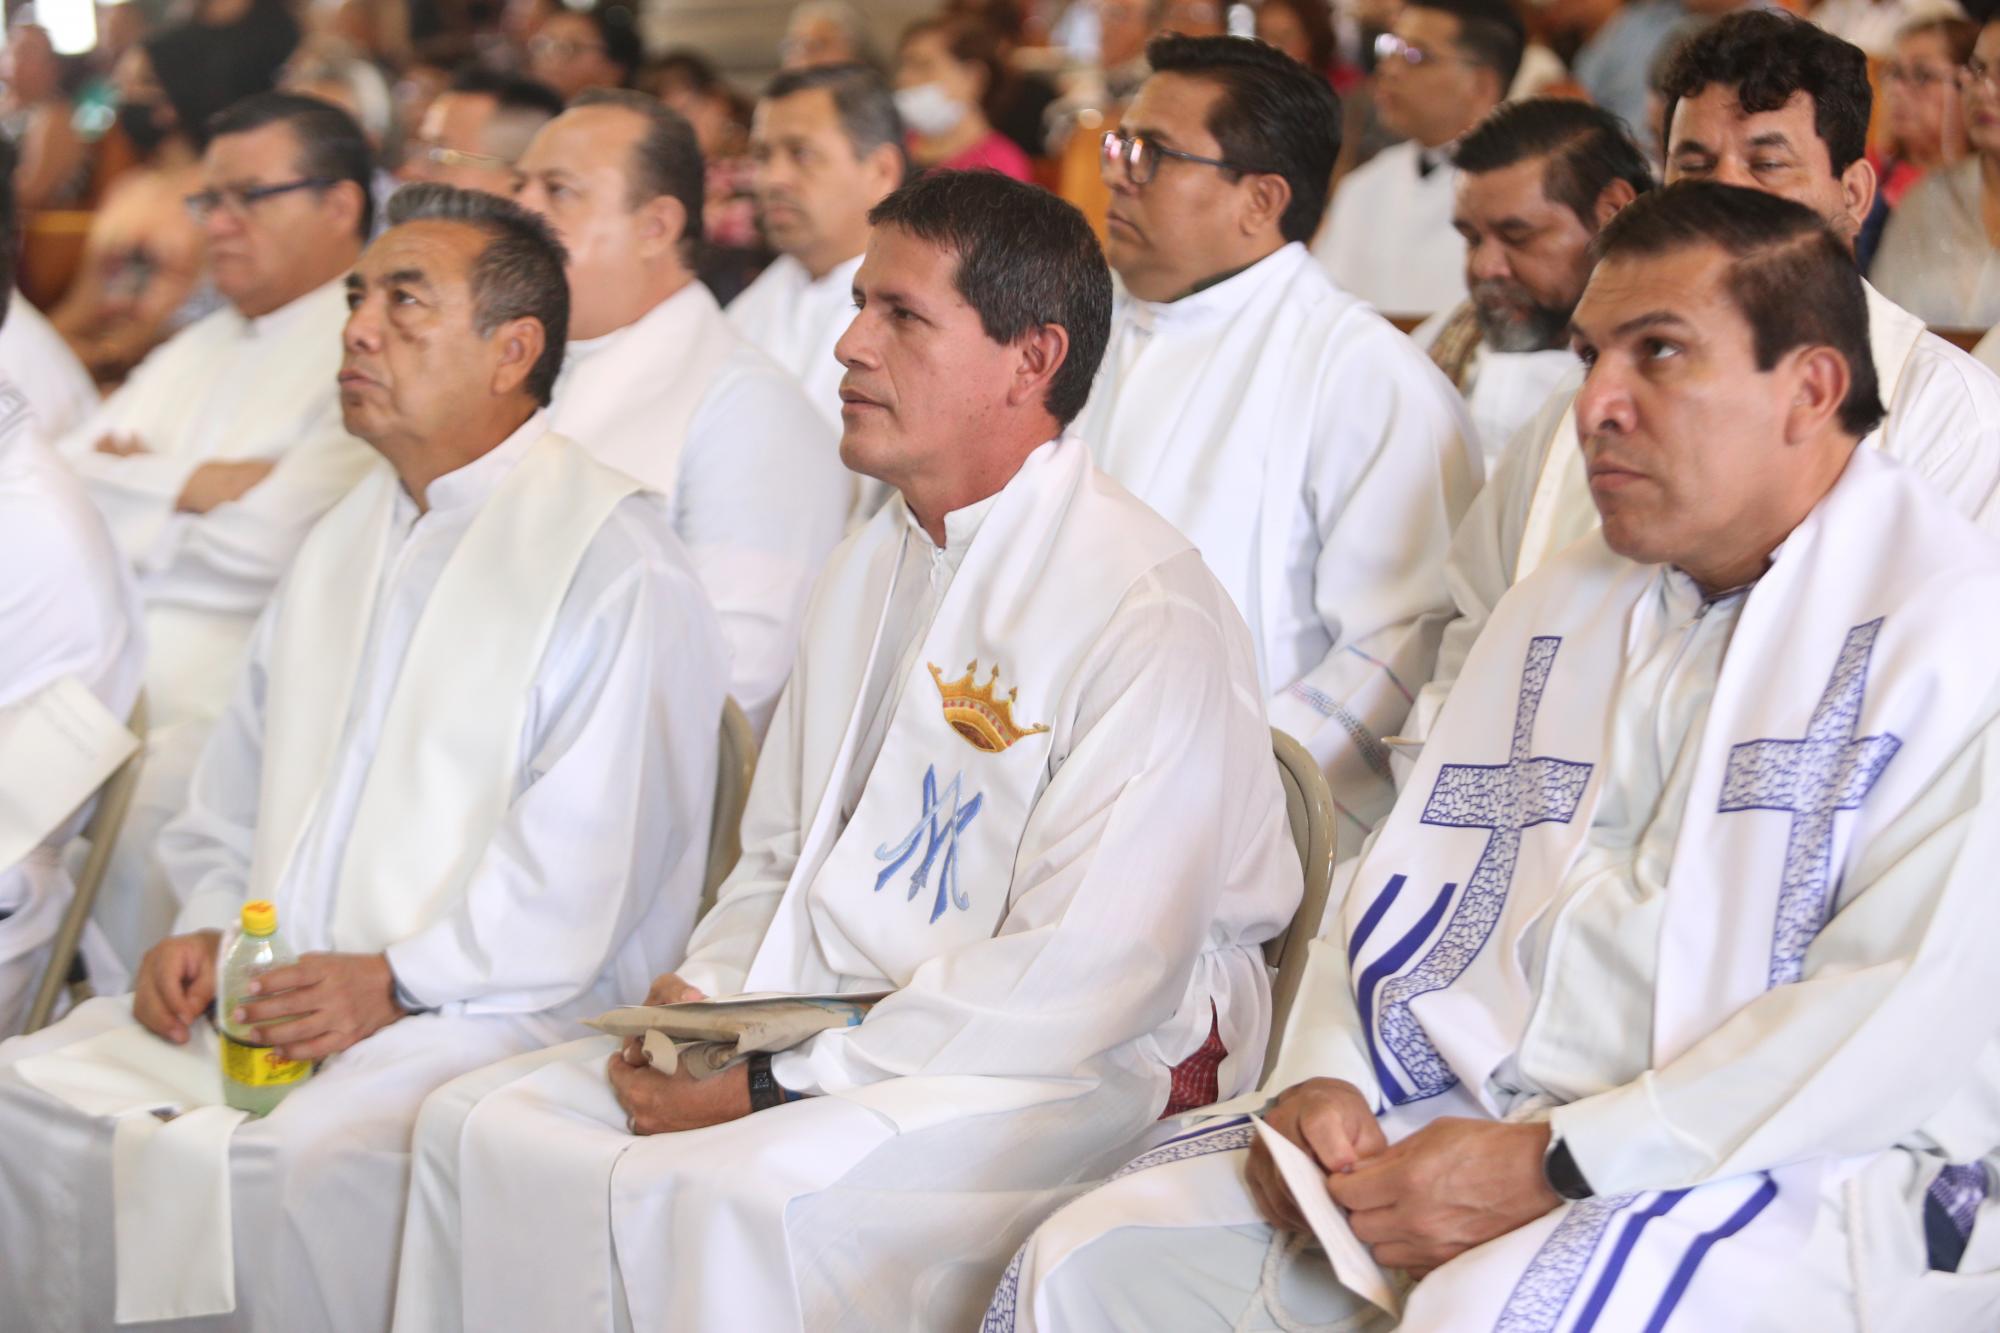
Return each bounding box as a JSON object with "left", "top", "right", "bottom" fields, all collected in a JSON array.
[
  {"left": 254, "top": 432, "right": 639, "bottom": 949},
  {"left": 0, "top": 677, "right": 137, "bottom": 867},
  {"left": 1512, "top": 282, "right": 1928, "bottom": 582},
  {"left": 736, "top": 439, "right": 1192, "bottom": 1126},
  {"left": 1346, "top": 447, "right": 2000, "bottom": 1140}
]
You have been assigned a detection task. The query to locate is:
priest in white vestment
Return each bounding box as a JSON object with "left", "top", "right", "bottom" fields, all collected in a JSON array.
[
  {"left": 391, "top": 169, "right": 1302, "bottom": 1333},
  {"left": 1082, "top": 36, "right": 1478, "bottom": 846},
  {"left": 1410, "top": 12, "right": 2000, "bottom": 748},
  {"left": 0, "top": 185, "right": 727, "bottom": 1333},
  {"left": 1414, "top": 100, "right": 1648, "bottom": 476},
  {"left": 1312, "top": 0, "right": 1519, "bottom": 320},
  {"left": 516, "top": 90, "right": 849, "bottom": 733},
  {"left": 0, "top": 294, "right": 98, "bottom": 443},
  {"left": 0, "top": 260, "right": 144, "bottom": 1035},
  {"left": 57, "top": 95, "right": 382, "bottom": 972},
  {"left": 993, "top": 181, "right": 2000, "bottom": 1333}
]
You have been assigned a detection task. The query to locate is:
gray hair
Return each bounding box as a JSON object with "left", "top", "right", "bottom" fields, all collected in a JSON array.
[
  {"left": 762, "top": 62, "right": 907, "bottom": 174},
  {"left": 568, "top": 89, "right": 705, "bottom": 261},
  {"left": 384, "top": 183, "right": 570, "bottom": 405}
]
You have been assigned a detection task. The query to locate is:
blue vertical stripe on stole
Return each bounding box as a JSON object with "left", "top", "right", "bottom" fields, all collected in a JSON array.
[
  {"left": 1640, "top": 1175, "right": 1780, "bottom": 1333},
  {"left": 1348, "top": 873, "right": 1408, "bottom": 963},
  {"left": 1568, "top": 1190, "right": 1691, "bottom": 1333},
  {"left": 1353, "top": 880, "right": 1457, "bottom": 1103}
]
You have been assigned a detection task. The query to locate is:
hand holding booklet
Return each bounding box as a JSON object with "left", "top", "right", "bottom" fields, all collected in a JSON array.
[
  {"left": 585, "top": 992, "right": 891, "bottom": 1078},
  {"left": 1250, "top": 1116, "right": 1404, "bottom": 1318}
]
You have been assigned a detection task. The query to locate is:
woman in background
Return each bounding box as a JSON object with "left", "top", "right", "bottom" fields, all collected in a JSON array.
[{"left": 895, "top": 17, "right": 1034, "bottom": 181}]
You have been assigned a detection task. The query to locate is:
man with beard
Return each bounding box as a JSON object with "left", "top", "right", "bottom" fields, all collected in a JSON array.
[{"left": 1418, "top": 99, "right": 1654, "bottom": 473}]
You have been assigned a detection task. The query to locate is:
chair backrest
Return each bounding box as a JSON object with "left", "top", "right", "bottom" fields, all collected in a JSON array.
[
  {"left": 26, "top": 692, "right": 148, "bottom": 1033},
  {"left": 1264, "top": 728, "right": 1337, "bottom": 1078},
  {"left": 701, "top": 697, "right": 758, "bottom": 919}
]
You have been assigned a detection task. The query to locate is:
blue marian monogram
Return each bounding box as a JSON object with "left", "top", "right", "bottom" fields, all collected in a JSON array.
[{"left": 875, "top": 765, "right": 985, "bottom": 923}]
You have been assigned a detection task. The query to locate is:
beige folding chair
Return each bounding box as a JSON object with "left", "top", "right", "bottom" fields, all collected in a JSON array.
[
  {"left": 700, "top": 697, "right": 758, "bottom": 918},
  {"left": 25, "top": 693, "right": 148, "bottom": 1033},
  {"left": 1263, "top": 728, "right": 1338, "bottom": 1078}
]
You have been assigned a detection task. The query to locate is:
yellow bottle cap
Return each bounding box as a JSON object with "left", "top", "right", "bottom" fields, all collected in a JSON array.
[{"left": 240, "top": 900, "right": 278, "bottom": 937}]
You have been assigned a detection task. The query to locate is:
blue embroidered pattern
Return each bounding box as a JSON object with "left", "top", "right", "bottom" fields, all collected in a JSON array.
[
  {"left": 978, "top": 1120, "right": 1256, "bottom": 1331},
  {"left": 1372, "top": 637, "right": 1593, "bottom": 1103},
  {"left": 1716, "top": 618, "right": 1901, "bottom": 986},
  {"left": 1930, "top": 1163, "right": 1991, "bottom": 1240},
  {"left": 874, "top": 765, "right": 985, "bottom": 924},
  {"left": 1493, "top": 1193, "right": 1638, "bottom": 1333}
]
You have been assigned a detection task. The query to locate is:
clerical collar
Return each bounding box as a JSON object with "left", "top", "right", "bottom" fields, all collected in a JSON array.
[
  {"left": 1128, "top": 242, "right": 1301, "bottom": 321},
  {"left": 902, "top": 483, "right": 1002, "bottom": 557},
  {"left": 565, "top": 278, "right": 708, "bottom": 363},
  {"left": 417, "top": 409, "right": 549, "bottom": 515}
]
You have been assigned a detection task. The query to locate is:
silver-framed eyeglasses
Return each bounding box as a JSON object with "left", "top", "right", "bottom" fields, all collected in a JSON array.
[
  {"left": 184, "top": 176, "right": 337, "bottom": 223},
  {"left": 1373, "top": 31, "right": 1456, "bottom": 69},
  {"left": 413, "top": 142, "right": 515, "bottom": 172},
  {"left": 1099, "top": 129, "right": 1252, "bottom": 187}
]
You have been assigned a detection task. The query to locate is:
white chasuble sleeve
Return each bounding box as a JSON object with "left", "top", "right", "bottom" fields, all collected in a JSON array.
[
  {"left": 772, "top": 558, "right": 1294, "bottom": 1099},
  {"left": 1552, "top": 682, "right": 2000, "bottom": 1196}
]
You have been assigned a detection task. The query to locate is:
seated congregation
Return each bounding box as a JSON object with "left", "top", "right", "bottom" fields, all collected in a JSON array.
[{"left": 1, "top": 14, "right": 1998, "bottom": 1333}]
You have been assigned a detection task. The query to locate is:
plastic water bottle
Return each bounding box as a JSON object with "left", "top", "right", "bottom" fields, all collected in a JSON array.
[{"left": 216, "top": 900, "right": 312, "bottom": 1116}]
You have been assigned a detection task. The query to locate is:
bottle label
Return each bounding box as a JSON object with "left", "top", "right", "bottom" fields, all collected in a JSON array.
[{"left": 218, "top": 1034, "right": 311, "bottom": 1088}]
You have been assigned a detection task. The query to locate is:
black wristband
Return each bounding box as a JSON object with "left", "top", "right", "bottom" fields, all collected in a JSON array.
[
  {"left": 1544, "top": 1137, "right": 1594, "bottom": 1201},
  {"left": 746, "top": 1052, "right": 787, "bottom": 1112}
]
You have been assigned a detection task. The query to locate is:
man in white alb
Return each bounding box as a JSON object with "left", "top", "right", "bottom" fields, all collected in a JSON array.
[
  {"left": 1313, "top": 0, "right": 1521, "bottom": 320},
  {"left": 729, "top": 62, "right": 906, "bottom": 434},
  {"left": 516, "top": 90, "right": 849, "bottom": 732},
  {"left": 0, "top": 173, "right": 143, "bottom": 1036},
  {"left": 391, "top": 170, "right": 1302, "bottom": 1333},
  {"left": 0, "top": 185, "right": 727, "bottom": 1333},
  {"left": 994, "top": 180, "right": 2000, "bottom": 1333},
  {"left": 1415, "top": 10, "right": 2000, "bottom": 746},
  {"left": 1085, "top": 34, "right": 1478, "bottom": 845},
  {"left": 58, "top": 93, "right": 380, "bottom": 971},
  {"left": 1416, "top": 99, "right": 1648, "bottom": 475}
]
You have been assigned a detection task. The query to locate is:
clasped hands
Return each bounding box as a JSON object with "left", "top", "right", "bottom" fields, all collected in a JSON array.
[
  {"left": 1246, "top": 1077, "right": 1562, "bottom": 1277},
  {"left": 605, "top": 972, "right": 754, "bottom": 1136},
  {"left": 132, "top": 930, "right": 406, "bottom": 1063}
]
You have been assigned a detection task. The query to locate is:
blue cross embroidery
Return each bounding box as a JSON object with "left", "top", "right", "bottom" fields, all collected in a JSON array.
[
  {"left": 873, "top": 765, "right": 984, "bottom": 924},
  {"left": 1367, "top": 637, "right": 1593, "bottom": 1104},
  {"left": 1717, "top": 618, "right": 1901, "bottom": 987}
]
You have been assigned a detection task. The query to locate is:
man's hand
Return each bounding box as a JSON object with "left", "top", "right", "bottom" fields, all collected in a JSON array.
[
  {"left": 1326, "top": 1117, "right": 1560, "bottom": 1274},
  {"left": 175, "top": 459, "right": 276, "bottom": 513},
  {"left": 93, "top": 433, "right": 148, "bottom": 457},
  {"left": 606, "top": 1045, "right": 750, "bottom": 1135},
  {"left": 133, "top": 930, "right": 223, "bottom": 1044},
  {"left": 1247, "top": 1078, "right": 1389, "bottom": 1232},
  {"left": 230, "top": 951, "right": 404, "bottom": 1063},
  {"left": 642, "top": 972, "right": 705, "bottom": 1006}
]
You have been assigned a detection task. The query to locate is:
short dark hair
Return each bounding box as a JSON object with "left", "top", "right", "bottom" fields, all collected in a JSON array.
[
  {"left": 868, "top": 171, "right": 1111, "bottom": 426},
  {"left": 384, "top": 183, "right": 571, "bottom": 406},
  {"left": 448, "top": 67, "right": 568, "bottom": 121},
  {"left": 763, "top": 62, "right": 908, "bottom": 173},
  {"left": 208, "top": 91, "right": 377, "bottom": 239},
  {"left": 574, "top": 4, "right": 642, "bottom": 84},
  {"left": 1410, "top": 0, "right": 1526, "bottom": 89},
  {"left": 1142, "top": 34, "right": 1343, "bottom": 243},
  {"left": 1660, "top": 11, "right": 1872, "bottom": 176},
  {"left": 1593, "top": 181, "right": 1883, "bottom": 437},
  {"left": 1453, "top": 98, "right": 1655, "bottom": 226},
  {"left": 569, "top": 89, "right": 706, "bottom": 258}
]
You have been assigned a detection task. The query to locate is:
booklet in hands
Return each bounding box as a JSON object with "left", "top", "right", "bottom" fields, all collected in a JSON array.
[{"left": 586, "top": 992, "right": 891, "bottom": 1078}]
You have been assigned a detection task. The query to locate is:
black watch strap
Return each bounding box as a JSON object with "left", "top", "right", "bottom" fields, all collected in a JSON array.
[
  {"left": 747, "top": 1052, "right": 787, "bottom": 1112},
  {"left": 1545, "top": 1137, "right": 1594, "bottom": 1201}
]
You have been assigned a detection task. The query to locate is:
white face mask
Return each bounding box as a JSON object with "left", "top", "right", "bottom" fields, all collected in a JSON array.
[{"left": 895, "top": 81, "right": 968, "bottom": 137}]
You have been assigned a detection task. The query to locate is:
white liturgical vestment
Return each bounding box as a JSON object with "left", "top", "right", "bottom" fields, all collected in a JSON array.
[
  {"left": 391, "top": 438, "right": 1302, "bottom": 1333},
  {"left": 0, "top": 380, "right": 142, "bottom": 1036},
  {"left": 0, "top": 417, "right": 727, "bottom": 1333},
  {"left": 726, "top": 252, "right": 860, "bottom": 432},
  {"left": 1079, "top": 242, "right": 1479, "bottom": 845},
  {"left": 1313, "top": 141, "right": 1468, "bottom": 320},
  {"left": 0, "top": 295, "right": 97, "bottom": 444},
  {"left": 53, "top": 278, "right": 376, "bottom": 970},
  {"left": 993, "top": 446, "right": 2000, "bottom": 1333},
  {"left": 1409, "top": 279, "right": 2000, "bottom": 748},
  {"left": 547, "top": 278, "right": 849, "bottom": 733},
  {"left": 1413, "top": 302, "right": 1580, "bottom": 478}
]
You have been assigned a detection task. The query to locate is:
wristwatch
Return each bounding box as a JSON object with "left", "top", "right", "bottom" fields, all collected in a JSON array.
[
  {"left": 746, "top": 1052, "right": 790, "bottom": 1112},
  {"left": 1543, "top": 1136, "right": 1594, "bottom": 1201}
]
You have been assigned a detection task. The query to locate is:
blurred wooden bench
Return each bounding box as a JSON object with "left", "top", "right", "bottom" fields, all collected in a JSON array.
[{"left": 20, "top": 209, "right": 92, "bottom": 311}]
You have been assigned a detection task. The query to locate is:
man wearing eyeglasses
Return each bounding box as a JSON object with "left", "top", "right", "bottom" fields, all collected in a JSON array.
[
  {"left": 1312, "top": 0, "right": 1524, "bottom": 320},
  {"left": 400, "top": 69, "right": 564, "bottom": 198},
  {"left": 1078, "top": 33, "right": 1477, "bottom": 850},
  {"left": 51, "top": 92, "right": 378, "bottom": 976},
  {"left": 526, "top": 4, "right": 639, "bottom": 102}
]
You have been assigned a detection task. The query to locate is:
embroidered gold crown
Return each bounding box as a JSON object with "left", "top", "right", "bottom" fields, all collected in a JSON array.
[{"left": 928, "top": 660, "right": 1049, "bottom": 753}]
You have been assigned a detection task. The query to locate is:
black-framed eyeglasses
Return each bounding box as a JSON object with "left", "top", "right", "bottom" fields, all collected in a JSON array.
[
  {"left": 1099, "top": 129, "right": 1252, "bottom": 187},
  {"left": 184, "top": 177, "right": 338, "bottom": 223}
]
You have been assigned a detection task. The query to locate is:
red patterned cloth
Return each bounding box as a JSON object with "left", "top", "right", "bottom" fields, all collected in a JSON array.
[{"left": 1161, "top": 1004, "right": 1227, "bottom": 1118}]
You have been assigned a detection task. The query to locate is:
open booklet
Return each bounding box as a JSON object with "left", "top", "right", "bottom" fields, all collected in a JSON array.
[
  {"left": 1249, "top": 1116, "right": 1405, "bottom": 1318},
  {"left": 585, "top": 992, "right": 892, "bottom": 1079}
]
